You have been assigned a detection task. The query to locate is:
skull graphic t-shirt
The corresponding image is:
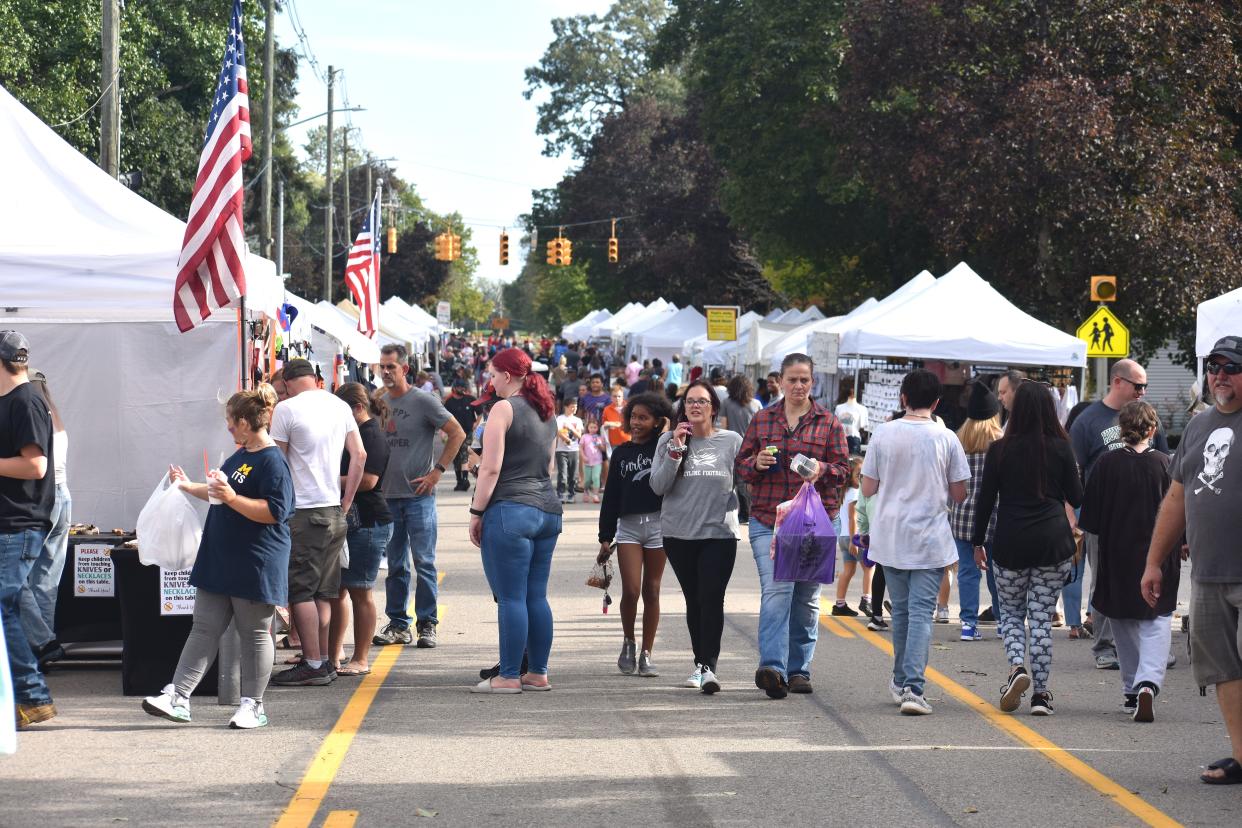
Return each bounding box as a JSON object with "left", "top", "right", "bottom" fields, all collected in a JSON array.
[{"left": 1173, "top": 405, "right": 1242, "bottom": 582}]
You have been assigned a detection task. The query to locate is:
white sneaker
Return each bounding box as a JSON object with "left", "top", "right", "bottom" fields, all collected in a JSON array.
[
  {"left": 684, "top": 664, "right": 704, "bottom": 689},
  {"left": 900, "top": 688, "right": 933, "bottom": 715},
  {"left": 888, "top": 678, "right": 904, "bottom": 705},
  {"left": 229, "top": 698, "right": 269, "bottom": 730},
  {"left": 934, "top": 606, "right": 950, "bottom": 623},
  {"left": 700, "top": 667, "right": 721, "bottom": 695},
  {"left": 142, "top": 684, "right": 191, "bottom": 723}
]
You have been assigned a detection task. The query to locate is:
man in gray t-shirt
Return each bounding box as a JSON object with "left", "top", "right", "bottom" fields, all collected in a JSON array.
[
  {"left": 374, "top": 344, "right": 465, "bottom": 648},
  {"left": 1143, "top": 336, "right": 1242, "bottom": 783}
]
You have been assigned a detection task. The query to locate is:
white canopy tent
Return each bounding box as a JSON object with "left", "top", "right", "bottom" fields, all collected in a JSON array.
[
  {"left": 0, "top": 83, "right": 284, "bottom": 529},
  {"left": 621, "top": 303, "right": 679, "bottom": 356},
  {"left": 634, "top": 306, "right": 707, "bottom": 363},
  {"left": 694, "top": 310, "right": 763, "bottom": 364},
  {"left": 562, "top": 308, "right": 612, "bottom": 341},
  {"left": 600, "top": 300, "right": 668, "bottom": 341},
  {"left": 764, "top": 292, "right": 895, "bottom": 372},
  {"left": 798, "top": 306, "right": 827, "bottom": 322},
  {"left": 843, "top": 263, "right": 1086, "bottom": 366},
  {"left": 763, "top": 309, "right": 787, "bottom": 322},
  {"left": 1196, "top": 287, "right": 1242, "bottom": 358},
  {"left": 591, "top": 302, "right": 641, "bottom": 339}
]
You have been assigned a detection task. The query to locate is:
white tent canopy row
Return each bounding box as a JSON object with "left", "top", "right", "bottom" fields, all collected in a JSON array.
[{"left": 1197, "top": 287, "right": 1242, "bottom": 359}]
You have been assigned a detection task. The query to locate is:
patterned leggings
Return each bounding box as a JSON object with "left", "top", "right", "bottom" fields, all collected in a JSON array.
[{"left": 994, "top": 560, "right": 1072, "bottom": 693}]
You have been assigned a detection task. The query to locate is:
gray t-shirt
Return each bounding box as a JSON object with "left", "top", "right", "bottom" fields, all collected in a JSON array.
[
  {"left": 380, "top": 387, "right": 451, "bottom": 499},
  {"left": 489, "top": 396, "right": 562, "bottom": 515},
  {"left": 722, "top": 397, "right": 761, "bottom": 437},
  {"left": 650, "top": 430, "right": 742, "bottom": 540},
  {"left": 1070, "top": 400, "right": 1170, "bottom": 481},
  {"left": 1172, "top": 405, "right": 1242, "bottom": 582}
]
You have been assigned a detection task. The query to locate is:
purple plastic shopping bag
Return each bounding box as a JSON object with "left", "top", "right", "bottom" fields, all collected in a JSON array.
[{"left": 773, "top": 481, "right": 837, "bottom": 583}]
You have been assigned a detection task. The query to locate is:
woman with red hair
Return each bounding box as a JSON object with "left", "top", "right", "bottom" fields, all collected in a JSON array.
[{"left": 468, "top": 347, "right": 563, "bottom": 693}]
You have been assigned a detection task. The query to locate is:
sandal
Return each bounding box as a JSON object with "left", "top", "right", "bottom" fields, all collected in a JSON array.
[
  {"left": 1202, "top": 757, "right": 1242, "bottom": 785},
  {"left": 337, "top": 664, "right": 371, "bottom": 677}
]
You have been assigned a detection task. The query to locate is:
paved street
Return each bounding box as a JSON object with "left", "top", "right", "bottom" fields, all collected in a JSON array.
[{"left": 1, "top": 480, "right": 1235, "bottom": 827}]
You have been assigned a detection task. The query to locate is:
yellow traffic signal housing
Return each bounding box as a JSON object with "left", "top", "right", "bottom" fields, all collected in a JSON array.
[
  {"left": 1091, "top": 275, "right": 1117, "bottom": 302},
  {"left": 387, "top": 226, "right": 397, "bottom": 254},
  {"left": 499, "top": 232, "right": 510, "bottom": 266},
  {"left": 608, "top": 236, "right": 618, "bottom": 264},
  {"left": 562, "top": 238, "right": 572, "bottom": 266},
  {"left": 546, "top": 236, "right": 573, "bottom": 266},
  {"left": 433, "top": 233, "right": 449, "bottom": 261},
  {"left": 449, "top": 234, "right": 462, "bottom": 261}
]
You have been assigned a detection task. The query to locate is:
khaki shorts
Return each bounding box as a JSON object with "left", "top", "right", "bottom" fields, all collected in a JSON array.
[
  {"left": 1190, "top": 580, "right": 1242, "bottom": 686},
  {"left": 289, "top": 506, "right": 347, "bottom": 603}
]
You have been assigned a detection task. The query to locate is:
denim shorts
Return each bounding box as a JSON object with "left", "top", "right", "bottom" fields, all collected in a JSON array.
[
  {"left": 341, "top": 522, "right": 393, "bottom": 590},
  {"left": 838, "top": 534, "right": 861, "bottom": 564},
  {"left": 614, "top": 512, "right": 663, "bottom": 549}
]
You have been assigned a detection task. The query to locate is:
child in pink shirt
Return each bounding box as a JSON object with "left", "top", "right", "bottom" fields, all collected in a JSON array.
[{"left": 579, "top": 420, "right": 607, "bottom": 503}]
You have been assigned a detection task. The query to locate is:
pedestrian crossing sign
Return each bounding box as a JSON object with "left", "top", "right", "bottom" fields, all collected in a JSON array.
[{"left": 1076, "top": 306, "right": 1129, "bottom": 358}]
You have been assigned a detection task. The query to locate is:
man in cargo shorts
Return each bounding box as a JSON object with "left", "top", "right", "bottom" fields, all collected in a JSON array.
[
  {"left": 270, "top": 359, "right": 365, "bottom": 686},
  {"left": 1143, "top": 336, "right": 1242, "bottom": 784}
]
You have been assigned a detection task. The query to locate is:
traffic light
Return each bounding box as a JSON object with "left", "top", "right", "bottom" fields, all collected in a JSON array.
[
  {"left": 433, "top": 233, "right": 449, "bottom": 261},
  {"left": 449, "top": 234, "right": 461, "bottom": 261},
  {"left": 1091, "top": 275, "right": 1117, "bottom": 303},
  {"left": 608, "top": 236, "right": 618, "bottom": 264},
  {"left": 545, "top": 235, "right": 572, "bottom": 266},
  {"left": 499, "top": 232, "right": 509, "bottom": 266},
  {"left": 387, "top": 226, "right": 397, "bottom": 254}
]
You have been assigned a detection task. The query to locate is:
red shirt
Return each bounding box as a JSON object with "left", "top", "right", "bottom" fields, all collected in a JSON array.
[{"left": 735, "top": 399, "right": 850, "bottom": 524}]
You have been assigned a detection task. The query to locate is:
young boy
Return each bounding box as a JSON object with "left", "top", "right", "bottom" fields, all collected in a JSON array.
[{"left": 555, "top": 398, "right": 584, "bottom": 503}]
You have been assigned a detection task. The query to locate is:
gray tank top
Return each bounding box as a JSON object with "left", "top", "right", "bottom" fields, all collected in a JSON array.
[{"left": 489, "top": 395, "right": 562, "bottom": 514}]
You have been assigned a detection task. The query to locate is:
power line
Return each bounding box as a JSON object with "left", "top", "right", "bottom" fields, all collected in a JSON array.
[
  {"left": 48, "top": 67, "right": 121, "bottom": 128},
  {"left": 285, "top": 0, "right": 327, "bottom": 85}
]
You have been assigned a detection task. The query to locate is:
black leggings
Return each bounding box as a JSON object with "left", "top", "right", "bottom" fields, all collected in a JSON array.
[
  {"left": 872, "top": 564, "right": 886, "bottom": 616},
  {"left": 663, "top": 537, "right": 737, "bottom": 671}
]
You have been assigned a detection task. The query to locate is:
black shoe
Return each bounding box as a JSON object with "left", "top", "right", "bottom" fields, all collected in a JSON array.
[
  {"left": 830, "top": 602, "right": 859, "bottom": 617},
  {"left": 416, "top": 620, "right": 438, "bottom": 649},
  {"left": 755, "top": 667, "right": 788, "bottom": 699},
  {"left": 977, "top": 607, "right": 996, "bottom": 625},
  {"left": 789, "top": 675, "right": 813, "bottom": 694},
  {"left": 1030, "top": 690, "right": 1054, "bottom": 716},
  {"left": 858, "top": 598, "right": 873, "bottom": 617},
  {"left": 999, "top": 666, "right": 1030, "bottom": 713},
  {"left": 867, "top": 616, "right": 889, "bottom": 631},
  {"left": 36, "top": 641, "right": 65, "bottom": 668},
  {"left": 272, "top": 661, "right": 332, "bottom": 686}
]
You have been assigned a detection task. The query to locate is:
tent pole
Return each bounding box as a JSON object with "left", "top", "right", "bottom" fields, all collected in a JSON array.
[{"left": 238, "top": 299, "right": 248, "bottom": 390}]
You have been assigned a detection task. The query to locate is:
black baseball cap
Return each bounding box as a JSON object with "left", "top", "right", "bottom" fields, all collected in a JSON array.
[
  {"left": 0, "top": 330, "right": 30, "bottom": 363},
  {"left": 282, "top": 358, "right": 316, "bottom": 381},
  {"left": 452, "top": 378, "right": 470, "bottom": 389},
  {"left": 1208, "top": 336, "right": 1242, "bottom": 363}
]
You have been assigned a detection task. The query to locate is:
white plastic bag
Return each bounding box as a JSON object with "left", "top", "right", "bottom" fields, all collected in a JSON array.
[
  {"left": 0, "top": 614, "right": 15, "bottom": 755},
  {"left": 136, "top": 473, "right": 204, "bottom": 570}
]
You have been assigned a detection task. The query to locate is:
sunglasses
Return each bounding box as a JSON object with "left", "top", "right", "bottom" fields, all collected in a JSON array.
[
  {"left": 1206, "top": 361, "right": 1242, "bottom": 376},
  {"left": 1117, "top": 376, "right": 1148, "bottom": 391}
]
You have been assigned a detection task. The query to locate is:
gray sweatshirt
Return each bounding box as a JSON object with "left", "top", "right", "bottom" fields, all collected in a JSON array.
[{"left": 650, "top": 430, "right": 743, "bottom": 540}]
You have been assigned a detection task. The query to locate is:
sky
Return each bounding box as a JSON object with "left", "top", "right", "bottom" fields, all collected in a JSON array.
[{"left": 276, "top": 0, "right": 612, "bottom": 287}]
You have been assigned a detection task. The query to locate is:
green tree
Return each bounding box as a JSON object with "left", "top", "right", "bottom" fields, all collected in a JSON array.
[{"left": 534, "top": 262, "right": 596, "bottom": 332}]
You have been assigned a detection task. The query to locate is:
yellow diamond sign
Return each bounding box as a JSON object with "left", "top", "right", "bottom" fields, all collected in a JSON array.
[{"left": 1076, "top": 307, "right": 1129, "bottom": 358}]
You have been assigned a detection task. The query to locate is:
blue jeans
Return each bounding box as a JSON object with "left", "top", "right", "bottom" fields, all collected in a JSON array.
[
  {"left": 21, "top": 483, "right": 71, "bottom": 648},
  {"left": 343, "top": 522, "right": 394, "bottom": 589},
  {"left": 480, "top": 502, "right": 561, "bottom": 679},
  {"left": 384, "top": 496, "right": 438, "bottom": 629},
  {"left": 1061, "top": 554, "right": 1085, "bottom": 628},
  {"left": 886, "top": 566, "right": 944, "bottom": 697},
  {"left": 1, "top": 529, "right": 52, "bottom": 705},
  {"left": 954, "top": 539, "right": 997, "bottom": 626},
  {"left": 749, "top": 518, "right": 821, "bottom": 680}
]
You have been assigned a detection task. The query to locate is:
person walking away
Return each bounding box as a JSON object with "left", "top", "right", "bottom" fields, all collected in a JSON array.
[
  {"left": 269, "top": 359, "right": 364, "bottom": 686},
  {"left": 374, "top": 344, "right": 465, "bottom": 650},
  {"left": 835, "top": 378, "right": 869, "bottom": 455},
  {"left": 555, "top": 398, "right": 584, "bottom": 504},
  {"left": 597, "top": 393, "right": 674, "bottom": 678},
  {"left": 736, "top": 353, "right": 850, "bottom": 699},
  {"left": 19, "top": 371, "right": 70, "bottom": 668},
  {"left": 1062, "top": 400, "right": 1096, "bottom": 639},
  {"left": 443, "top": 379, "right": 478, "bottom": 491},
  {"left": 830, "top": 457, "right": 872, "bottom": 617},
  {"left": 722, "top": 375, "right": 762, "bottom": 523},
  {"left": 1141, "top": 336, "right": 1242, "bottom": 782},
  {"left": 667, "top": 354, "right": 684, "bottom": 387},
  {"left": 949, "top": 382, "right": 1003, "bottom": 641},
  {"left": 469, "top": 348, "right": 562, "bottom": 693},
  {"left": 862, "top": 369, "right": 970, "bottom": 715},
  {"left": 1069, "top": 359, "right": 1168, "bottom": 669},
  {"left": 144, "top": 388, "right": 294, "bottom": 728},
  {"left": 0, "top": 331, "right": 57, "bottom": 728},
  {"left": 1078, "top": 400, "right": 1175, "bottom": 722},
  {"left": 579, "top": 420, "right": 606, "bottom": 503},
  {"left": 651, "top": 380, "right": 743, "bottom": 695},
  {"left": 328, "top": 384, "right": 393, "bottom": 676},
  {"left": 974, "top": 381, "right": 1083, "bottom": 716}
]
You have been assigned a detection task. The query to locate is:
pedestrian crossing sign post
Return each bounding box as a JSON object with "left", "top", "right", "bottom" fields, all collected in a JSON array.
[{"left": 1076, "top": 306, "right": 1129, "bottom": 358}]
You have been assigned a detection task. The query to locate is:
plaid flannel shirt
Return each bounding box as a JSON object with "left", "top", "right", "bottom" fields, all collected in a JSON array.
[
  {"left": 950, "top": 450, "right": 996, "bottom": 543},
  {"left": 736, "top": 399, "right": 850, "bottom": 524}
]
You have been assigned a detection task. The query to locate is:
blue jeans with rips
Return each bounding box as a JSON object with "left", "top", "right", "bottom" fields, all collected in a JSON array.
[
  {"left": 886, "top": 565, "right": 944, "bottom": 697},
  {"left": 384, "top": 495, "right": 438, "bottom": 630},
  {"left": 1, "top": 529, "right": 53, "bottom": 705},
  {"left": 749, "top": 518, "right": 822, "bottom": 681},
  {"left": 21, "top": 483, "right": 71, "bottom": 648},
  {"left": 480, "top": 501, "right": 562, "bottom": 678}
]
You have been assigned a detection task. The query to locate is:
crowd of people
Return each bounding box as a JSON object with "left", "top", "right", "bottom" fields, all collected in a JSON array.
[{"left": 4, "top": 325, "right": 1242, "bottom": 786}]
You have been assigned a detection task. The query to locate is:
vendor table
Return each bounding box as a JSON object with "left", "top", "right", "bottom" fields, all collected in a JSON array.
[{"left": 54, "top": 533, "right": 131, "bottom": 644}]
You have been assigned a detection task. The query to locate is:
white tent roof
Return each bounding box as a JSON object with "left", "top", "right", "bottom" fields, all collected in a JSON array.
[
  {"left": 847, "top": 262, "right": 1086, "bottom": 367},
  {"left": 764, "top": 293, "right": 891, "bottom": 371},
  {"left": 314, "top": 302, "right": 383, "bottom": 363},
  {"left": 635, "top": 306, "right": 707, "bottom": 350},
  {"left": 763, "top": 309, "right": 786, "bottom": 322},
  {"left": 593, "top": 301, "right": 645, "bottom": 338},
  {"left": 773, "top": 309, "right": 804, "bottom": 324},
  {"left": 564, "top": 308, "right": 612, "bottom": 340},
  {"left": 0, "top": 83, "right": 281, "bottom": 320},
  {"left": 799, "top": 306, "right": 826, "bottom": 322},
  {"left": 1197, "top": 287, "right": 1242, "bottom": 358},
  {"left": 605, "top": 300, "right": 671, "bottom": 339},
  {"left": 381, "top": 297, "right": 439, "bottom": 339}
]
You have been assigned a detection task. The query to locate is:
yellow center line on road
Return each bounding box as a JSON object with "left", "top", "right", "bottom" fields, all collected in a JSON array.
[
  {"left": 274, "top": 573, "right": 448, "bottom": 828},
  {"left": 819, "top": 613, "right": 856, "bottom": 638},
  {"left": 834, "top": 616, "right": 1182, "bottom": 828}
]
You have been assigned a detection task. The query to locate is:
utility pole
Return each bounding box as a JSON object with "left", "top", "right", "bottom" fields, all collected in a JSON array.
[
  {"left": 276, "top": 178, "right": 285, "bottom": 277},
  {"left": 341, "top": 127, "right": 351, "bottom": 246},
  {"left": 99, "top": 0, "right": 121, "bottom": 176},
  {"left": 323, "top": 65, "right": 335, "bottom": 302},
  {"left": 260, "top": 0, "right": 275, "bottom": 259}
]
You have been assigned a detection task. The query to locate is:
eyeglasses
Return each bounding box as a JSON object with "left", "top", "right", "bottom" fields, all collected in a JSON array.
[
  {"left": 1117, "top": 376, "right": 1148, "bottom": 391},
  {"left": 684, "top": 399, "right": 713, "bottom": 408},
  {"left": 1206, "top": 361, "right": 1242, "bottom": 376}
]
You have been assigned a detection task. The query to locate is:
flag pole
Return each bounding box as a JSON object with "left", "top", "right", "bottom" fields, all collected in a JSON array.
[{"left": 238, "top": 299, "right": 247, "bottom": 389}]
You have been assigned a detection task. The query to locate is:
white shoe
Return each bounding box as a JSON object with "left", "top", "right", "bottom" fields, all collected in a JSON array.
[
  {"left": 700, "top": 667, "right": 721, "bottom": 695},
  {"left": 888, "top": 678, "right": 904, "bottom": 705},
  {"left": 229, "top": 698, "right": 268, "bottom": 729},
  {"left": 142, "top": 684, "right": 191, "bottom": 723},
  {"left": 900, "top": 688, "right": 932, "bottom": 715},
  {"left": 934, "top": 606, "right": 950, "bottom": 623},
  {"left": 684, "top": 664, "right": 704, "bottom": 689}
]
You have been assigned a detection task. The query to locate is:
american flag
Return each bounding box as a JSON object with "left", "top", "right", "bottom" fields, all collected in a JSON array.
[
  {"left": 345, "top": 187, "right": 383, "bottom": 338},
  {"left": 172, "top": 0, "right": 252, "bottom": 333}
]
